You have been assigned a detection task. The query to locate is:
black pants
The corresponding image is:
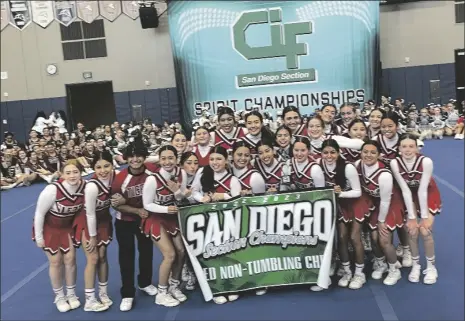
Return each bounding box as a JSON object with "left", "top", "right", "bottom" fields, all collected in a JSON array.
[{"left": 115, "top": 219, "right": 153, "bottom": 298}]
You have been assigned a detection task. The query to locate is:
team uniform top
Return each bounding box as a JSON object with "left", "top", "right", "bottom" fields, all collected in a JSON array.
[
  {"left": 289, "top": 158, "right": 325, "bottom": 190},
  {"left": 292, "top": 124, "right": 308, "bottom": 139},
  {"left": 191, "top": 167, "right": 241, "bottom": 201},
  {"left": 232, "top": 165, "right": 266, "bottom": 195},
  {"left": 192, "top": 144, "right": 212, "bottom": 167},
  {"left": 390, "top": 155, "right": 442, "bottom": 219},
  {"left": 275, "top": 146, "right": 291, "bottom": 162},
  {"left": 111, "top": 167, "right": 152, "bottom": 222},
  {"left": 32, "top": 180, "right": 86, "bottom": 255},
  {"left": 372, "top": 134, "right": 399, "bottom": 167},
  {"left": 237, "top": 133, "right": 262, "bottom": 158},
  {"left": 211, "top": 127, "right": 246, "bottom": 151},
  {"left": 45, "top": 153, "right": 61, "bottom": 173},
  {"left": 310, "top": 135, "right": 364, "bottom": 160}
]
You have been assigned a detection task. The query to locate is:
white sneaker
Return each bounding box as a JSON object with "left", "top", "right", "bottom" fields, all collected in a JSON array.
[
  {"left": 310, "top": 285, "right": 325, "bottom": 292},
  {"left": 383, "top": 269, "right": 401, "bottom": 286},
  {"left": 155, "top": 292, "right": 180, "bottom": 307},
  {"left": 338, "top": 271, "right": 352, "bottom": 287},
  {"left": 408, "top": 265, "right": 421, "bottom": 283},
  {"left": 84, "top": 299, "right": 109, "bottom": 312},
  {"left": 423, "top": 267, "right": 438, "bottom": 285},
  {"left": 371, "top": 260, "right": 388, "bottom": 280},
  {"left": 181, "top": 264, "right": 189, "bottom": 282},
  {"left": 402, "top": 249, "right": 413, "bottom": 267},
  {"left": 139, "top": 285, "right": 158, "bottom": 296},
  {"left": 213, "top": 296, "right": 227, "bottom": 304},
  {"left": 169, "top": 285, "right": 187, "bottom": 302},
  {"left": 227, "top": 294, "right": 239, "bottom": 301},
  {"left": 54, "top": 296, "right": 71, "bottom": 312},
  {"left": 99, "top": 292, "right": 113, "bottom": 307},
  {"left": 454, "top": 134, "right": 461, "bottom": 139},
  {"left": 255, "top": 289, "right": 267, "bottom": 296},
  {"left": 120, "top": 298, "right": 134, "bottom": 312},
  {"left": 395, "top": 245, "right": 404, "bottom": 257},
  {"left": 67, "top": 294, "right": 81, "bottom": 310},
  {"left": 349, "top": 274, "right": 366, "bottom": 289},
  {"left": 460, "top": 134, "right": 465, "bottom": 140}
]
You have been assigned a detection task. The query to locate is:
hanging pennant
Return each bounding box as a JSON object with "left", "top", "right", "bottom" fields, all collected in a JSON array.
[
  {"left": 31, "top": 1, "right": 54, "bottom": 28},
  {"left": 122, "top": 0, "right": 139, "bottom": 20},
  {"left": 1, "top": 1, "right": 9, "bottom": 31},
  {"left": 98, "top": 0, "right": 121, "bottom": 22},
  {"left": 54, "top": 0, "right": 77, "bottom": 26},
  {"left": 76, "top": 0, "right": 99, "bottom": 24},
  {"left": 8, "top": 0, "right": 32, "bottom": 30}
]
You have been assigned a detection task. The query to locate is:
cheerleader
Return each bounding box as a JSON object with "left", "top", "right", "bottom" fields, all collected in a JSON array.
[
  {"left": 318, "top": 139, "right": 365, "bottom": 289},
  {"left": 341, "top": 119, "right": 367, "bottom": 163},
  {"left": 355, "top": 142, "right": 405, "bottom": 285},
  {"left": 320, "top": 104, "right": 339, "bottom": 134},
  {"left": 192, "top": 126, "right": 212, "bottom": 167},
  {"left": 367, "top": 108, "right": 385, "bottom": 138},
  {"left": 231, "top": 140, "right": 266, "bottom": 196},
  {"left": 191, "top": 146, "right": 241, "bottom": 304},
  {"left": 111, "top": 140, "right": 157, "bottom": 312},
  {"left": 172, "top": 132, "right": 189, "bottom": 160},
  {"left": 142, "top": 145, "right": 187, "bottom": 307},
  {"left": 255, "top": 139, "right": 290, "bottom": 193},
  {"left": 237, "top": 111, "right": 273, "bottom": 158},
  {"left": 288, "top": 136, "right": 325, "bottom": 190},
  {"left": 274, "top": 125, "right": 292, "bottom": 162},
  {"left": 210, "top": 106, "right": 246, "bottom": 151},
  {"left": 32, "top": 160, "right": 85, "bottom": 312},
  {"left": 390, "top": 134, "right": 441, "bottom": 284},
  {"left": 337, "top": 103, "right": 357, "bottom": 136},
  {"left": 73, "top": 150, "right": 116, "bottom": 312},
  {"left": 281, "top": 106, "right": 307, "bottom": 137}
]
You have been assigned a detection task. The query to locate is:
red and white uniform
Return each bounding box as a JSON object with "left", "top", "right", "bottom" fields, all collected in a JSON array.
[
  {"left": 318, "top": 159, "right": 363, "bottom": 223},
  {"left": 232, "top": 166, "right": 266, "bottom": 194},
  {"left": 212, "top": 127, "right": 246, "bottom": 151},
  {"left": 255, "top": 159, "right": 288, "bottom": 192},
  {"left": 32, "top": 180, "right": 86, "bottom": 255},
  {"left": 191, "top": 168, "right": 241, "bottom": 201},
  {"left": 356, "top": 160, "right": 405, "bottom": 230},
  {"left": 373, "top": 134, "right": 399, "bottom": 167},
  {"left": 289, "top": 158, "right": 325, "bottom": 190},
  {"left": 142, "top": 167, "right": 187, "bottom": 240},
  {"left": 192, "top": 144, "right": 211, "bottom": 167},
  {"left": 293, "top": 124, "right": 308, "bottom": 139},
  {"left": 111, "top": 167, "right": 151, "bottom": 222},
  {"left": 310, "top": 135, "right": 364, "bottom": 160},
  {"left": 390, "top": 155, "right": 441, "bottom": 219},
  {"left": 340, "top": 148, "right": 361, "bottom": 164},
  {"left": 237, "top": 134, "right": 261, "bottom": 157},
  {"left": 73, "top": 173, "right": 115, "bottom": 247}
]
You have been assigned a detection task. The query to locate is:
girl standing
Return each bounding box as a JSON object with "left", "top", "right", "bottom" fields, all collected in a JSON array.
[
  {"left": 32, "top": 160, "right": 85, "bottom": 312},
  {"left": 274, "top": 125, "right": 293, "bottom": 162},
  {"left": 255, "top": 139, "right": 290, "bottom": 193},
  {"left": 231, "top": 141, "right": 266, "bottom": 196}
]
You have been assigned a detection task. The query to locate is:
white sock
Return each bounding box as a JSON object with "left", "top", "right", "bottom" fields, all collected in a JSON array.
[
  {"left": 158, "top": 284, "right": 168, "bottom": 293},
  {"left": 412, "top": 256, "right": 420, "bottom": 267},
  {"left": 169, "top": 278, "right": 180, "bottom": 287},
  {"left": 402, "top": 245, "right": 410, "bottom": 252},
  {"left": 388, "top": 263, "right": 398, "bottom": 271},
  {"left": 53, "top": 287, "right": 65, "bottom": 299},
  {"left": 85, "top": 289, "right": 96, "bottom": 302},
  {"left": 341, "top": 261, "right": 351, "bottom": 273},
  {"left": 98, "top": 281, "right": 108, "bottom": 294},
  {"left": 66, "top": 285, "right": 76, "bottom": 296},
  {"left": 355, "top": 263, "right": 364, "bottom": 275},
  {"left": 426, "top": 256, "right": 435, "bottom": 269},
  {"left": 376, "top": 256, "right": 386, "bottom": 265}
]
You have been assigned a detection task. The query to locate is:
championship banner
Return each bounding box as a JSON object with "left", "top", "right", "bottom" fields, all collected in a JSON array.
[
  {"left": 76, "top": 0, "right": 99, "bottom": 24},
  {"left": 122, "top": 0, "right": 139, "bottom": 20},
  {"left": 167, "top": 1, "right": 379, "bottom": 127},
  {"left": 98, "top": 0, "right": 121, "bottom": 22},
  {"left": 54, "top": 0, "right": 76, "bottom": 27},
  {"left": 31, "top": 1, "right": 54, "bottom": 29},
  {"left": 178, "top": 189, "right": 336, "bottom": 301},
  {"left": 1, "top": 1, "right": 9, "bottom": 31},
  {"left": 8, "top": 0, "right": 31, "bottom": 30}
]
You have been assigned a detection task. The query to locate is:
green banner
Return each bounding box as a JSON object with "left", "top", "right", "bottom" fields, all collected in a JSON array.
[{"left": 178, "top": 189, "right": 336, "bottom": 301}]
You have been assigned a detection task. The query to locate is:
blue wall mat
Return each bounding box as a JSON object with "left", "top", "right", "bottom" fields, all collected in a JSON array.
[
  {"left": 381, "top": 69, "right": 390, "bottom": 97},
  {"left": 1, "top": 102, "right": 9, "bottom": 134},
  {"left": 21, "top": 100, "right": 39, "bottom": 138},
  {"left": 387, "top": 68, "right": 406, "bottom": 101},
  {"left": 168, "top": 88, "right": 180, "bottom": 123},
  {"left": 159, "top": 89, "right": 170, "bottom": 122},
  {"left": 128, "top": 90, "right": 146, "bottom": 121},
  {"left": 113, "top": 92, "right": 131, "bottom": 124},
  {"left": 404, "top": 66, "right": 423, "bottom": 107},
  {"left": 145, "top": 89, "right": 162, "bottom": 123},
  {"left": 439, "top": 64, "right": 456, "bottom": 104},
  {"left": 421, "top": 65, "right": 440, "bottom": 105},
  {"left": 50, "top": 97, "right": 67, "bottom": 114},
  {"left": 6, "top": 101, "right": 25, "bottom": 143}
]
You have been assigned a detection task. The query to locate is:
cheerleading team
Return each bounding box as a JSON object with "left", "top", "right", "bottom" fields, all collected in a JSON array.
[{"left": 31, "top": 102, "right": 444, "bottom": 313}]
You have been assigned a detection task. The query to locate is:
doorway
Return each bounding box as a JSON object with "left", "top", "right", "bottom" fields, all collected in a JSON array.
[
  {"left": 455, "top": 49, "right": 464, "bottom": 113},
  {"left": 66, "top": 81, "right": 116, "bottom": 130}
]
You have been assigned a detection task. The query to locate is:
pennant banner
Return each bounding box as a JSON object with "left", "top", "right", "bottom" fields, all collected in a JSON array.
[
  {"left": 1, "top": 1, "right": 9, "bottom": 31},
  {"left": 98, "top": 0, "right": 121, "bottom": 22},
  {"left": 54, "top": 0, "right": 76, "bottom": 26},
  {"left": 31, "top": 1, "right": 54, "bottom": 28},
  {"left": 8, "top": 0, "right": 32, "bottom": 30},
  {"left": 122, "top": 0, "right": 139, "bottom": 20},
  {"left": 178, "top": 189, "right": 336, "bottom": 301},
  {"left": 76, "top": 0, "right": 99, "bottom": 24}
]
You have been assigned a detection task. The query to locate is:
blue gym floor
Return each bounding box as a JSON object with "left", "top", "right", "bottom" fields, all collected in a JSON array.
[{"left": 1, "top": 139, "right": 463, "bottom": 320}]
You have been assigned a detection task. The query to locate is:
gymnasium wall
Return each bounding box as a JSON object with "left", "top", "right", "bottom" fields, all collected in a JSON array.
[
  {"left": 0, "top": 13, "right": 180, "bottom": 142},
  {"left": 379, "top": 1, "right": 464, "bottom": 106}
]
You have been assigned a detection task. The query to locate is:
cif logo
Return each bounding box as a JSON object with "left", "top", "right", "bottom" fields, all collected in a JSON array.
[{"left": 232, "top": 8, "right": 312, "bottom": 70}]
